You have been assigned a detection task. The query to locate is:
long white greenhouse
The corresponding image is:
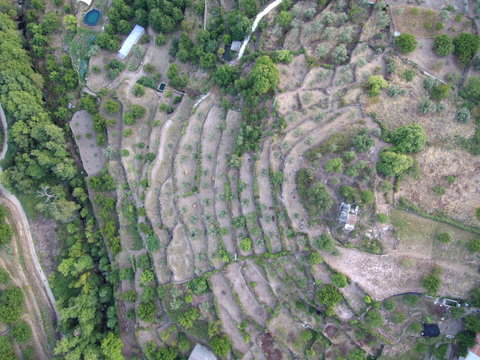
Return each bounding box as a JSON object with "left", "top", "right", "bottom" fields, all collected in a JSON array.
[{"left": 118, "top": 25, "right": 145, "bottom": 59}]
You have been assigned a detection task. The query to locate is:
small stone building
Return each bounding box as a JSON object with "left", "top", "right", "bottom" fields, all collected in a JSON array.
[{"left": 188, "top": 344, "right": 217, "bottom": 360}]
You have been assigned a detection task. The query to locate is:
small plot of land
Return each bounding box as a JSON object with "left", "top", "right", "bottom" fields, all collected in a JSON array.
[
  {"left": 391, "top": 6, "right": 472, "bottom": 39},
  {"left": 70, "top": 110, "right": 105, "bottom": 175},
  {"left": 389, "top": 209, "right": 478, "bottom": 266},
  {"left": 397, "top": 147, "right": 480, "bottom": 226},
  {"left": 324, "top": 246, "right": 478, "bottom": 300}
]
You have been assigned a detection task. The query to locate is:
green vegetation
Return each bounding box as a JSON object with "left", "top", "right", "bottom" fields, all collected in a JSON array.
[
  {"left": 433, "top": 34, "right": 454, "bottom": 56},
  {"left": 366, "top": 75, "right": 388, "bottom": 96},
  {"left": 296, "top": 169, "right": 333, "bottom": 221},
  {"left": 453, "top": 33, "right": 480, "bottom": 64},
  {"left": 316, "top": 284, "right": 342, "bottom": 314},
  {"left": 422, "top": 269, "right": 442, "bottom": 295},
  {"left": 394, "top": 33, "right": 418, "bottom": 53}
]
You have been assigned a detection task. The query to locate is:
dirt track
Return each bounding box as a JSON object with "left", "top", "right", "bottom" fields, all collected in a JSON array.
[{"left": 0, "top": 101, "right": 58, "bottom": 358}]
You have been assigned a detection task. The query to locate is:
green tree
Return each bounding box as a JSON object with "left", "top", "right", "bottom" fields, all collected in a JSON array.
[
  {"left": 178, "top": 307, "right": 199, "bottom": 329},
  {"left": 465, "top": 314, "right": 480, "bottom": 333},
  {"left": 140, "top": 269, "right": 154, "bottom": 286},
  {"left": 214, "top": 65, "right": 238, "bottom": 88},
  {"left": 360, "top": 190, "right": 374, "bottom": 204},
  {"left": 433, "top": 34, "right": 454, "bottom": 56},
  {"left": 276, "top": 10, "right": 293, "bottom": 29},
  {"left": 0, "top": 224, "right": 12, "bottom": 245},
  {"left": 100, "top": 333, "right": 124, "bottom": 360},
  {"left": 454, "top": 33, "right": 480, "bottom": 64},
  {"left": 456, "top": 331, "right": 476, "bottom": 357},
  {"left": 366, "top": 75, "right": 388, "bottom": 96},
  {"left": 211, "top": 336, "right": 231, "bottom": 357},
  {"left": 103, "top": 99, "right": 120, "bottom": 114},
  {"left": 395, "top": 33, "right": 418, "bottom": 53},
  {"left": 0, "top": 268, "right": 9, "bottom": 284},
  {"left": 226, "top": 11, "right": 252, "bottom": 41},
  {"left": 137, "top": 301, "right": 156, "bottom": 322},
  {"left": 348, "top": 349, "right": 366, "bottom": 360},
  {"left": 422, "top": 270, "right": 442, "bottom": 295},
  {"left": 468, "top": 238, "right": 480, "bottom": 253},
  {"left": 0, "top": 336, "right": 15, "bottom": 360},
  {"left": 331, "top": 272, "right": 347, "bottom": 288},
  {"left": 365, "top": 310, "right": 383, "bottom": 328},
  {"left": 314, "top": 234, "right": 336, "bottom": 252},
  {"left": 376, "top": 150, "right": 413, "bottom": 177},
  {"left": 390, "top": 124, "right": 426, "bottom": 153},
  {"left": 316, "top": 284, "right": 342, "bottom": 310},
  {"left": 324, "top": 158, "right": 344, "bottom": 173},
  {"left": 239, "top": 0, "right": 257, "bottom": 17},
  {"left": 187, "top": 277, "right": 209, "bottom": 295},
  {"left": 249, "top": 56, "right": 279, "bottom": 95},
  {"left": 240, "top": 237, "right": 253, "bottom": 252},
  {"left": 63, "top": 14, "right": 77, "bottom": 32},
  {"left": 12, "top": 321, "right": 31, "bottom": 343},
  {"left": 462, "top": 77, "right": 480, "bottom": 104},
  {"left": 353, "top": 130, "right": 374, "bottom": 152}
]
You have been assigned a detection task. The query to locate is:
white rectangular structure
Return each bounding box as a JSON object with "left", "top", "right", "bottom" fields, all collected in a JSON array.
[{"left": 118, "top": 25, "right": 145, "bottom": 59}]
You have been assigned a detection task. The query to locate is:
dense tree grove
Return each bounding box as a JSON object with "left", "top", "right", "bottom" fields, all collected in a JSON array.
[{"left": 0, "top": 5, "right": 122, "bottom": 359}]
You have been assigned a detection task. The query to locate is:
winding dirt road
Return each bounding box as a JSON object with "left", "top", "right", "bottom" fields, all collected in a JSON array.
[{"left": 0, "top": 101, "right": 58, "bottom": 358}]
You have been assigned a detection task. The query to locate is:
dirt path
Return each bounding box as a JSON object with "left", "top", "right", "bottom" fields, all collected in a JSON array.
[{"left": 0, "top": 101, "right": 58, "bottom": 357}]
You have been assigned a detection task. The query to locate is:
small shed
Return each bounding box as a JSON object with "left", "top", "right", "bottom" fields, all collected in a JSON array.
[
  {"left": 421, "top": 323, "right": 440, "bottom": 337},
  {"left": 118, "top": 25, "right": 145, "bottom": 59},
  {"left": 230, "top": 41, "right": 242, "bottom": 52},
  {"left": 339, "top": 202, "right": 358, "bottom": 231},
  {"left": 188, "top": 344, "right": 217, "bottom": 360}
]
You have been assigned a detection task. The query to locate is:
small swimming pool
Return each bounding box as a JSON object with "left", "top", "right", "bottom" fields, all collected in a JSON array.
[{"left": 83, "top": 9, "right": 102, "bottom": 26}]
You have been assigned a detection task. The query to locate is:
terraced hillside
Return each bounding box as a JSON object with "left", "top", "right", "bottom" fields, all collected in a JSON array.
[{"left": 71, "top": 0, "right": 480, "bottom": 359}]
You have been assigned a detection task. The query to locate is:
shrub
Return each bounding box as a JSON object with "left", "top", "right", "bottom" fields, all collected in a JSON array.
[
  {"left": 276, "top": 10, "right": 293, "bottom": 29},
  {"left": 0, "top": 224, "right": 12, "bottom": 245},
  {"left": 211, "top": 337, "right": 231, "bottom": 357},
  {"left": 314, "top": 234, "right": 336, "bottom": 252},
  {"left": 137, "top": 301, "right": 156, "bottom": 322},
  {"left": 394, "top": 33, "right": 418, "bottom": 53},
  {"left": 132, "top": 84, "right": 145, "bottom": 97},
  {"left": 388, "top": 85, "right": 406, "bottom": 97},
  {"left": 391, "top": 311, "right": 405, "bottom": 323},
  {"left": 324, "top": 158, "right": 344, "bottom": 173},
  {"left": 430, "top": 83, "right": 450, "bottom": 100},
  {"left": 454, "top": 33, "right": 480, "bottom": 64},
  {"left": 178, "top": 308, "right": 199, "bottom": 329},
  {"left": 309, "top": 252, "right": 323, "bottom": 265},
  {"left": 433, "top": 34, "right": 454, "bottom": 56},
  {"left": 456, "top": 108, "right": 471, "bottom": 125},
  {"left": 422, "top": 270, "right": 442, "bottom": 295},
  {"left": 240, "top": 237, "right": 253, "bottom": 252},
  {"left": 436, "top": 232, "right": 452, "bottom": 243},
  {"left": 366, "top": 75, "right": 388, "bottom": 96},
  {"left": 140, "top": 269, "right": 155, "bottom": 286},
  {"left": 332, "top": 44, "right": 348, "bottom": 64},
  {"left": 462, "top": 77, "right": 480, "bottom": 104},
  {"left": 331, "top": 272, "right": 347, "bottom": 288},
  {"left": 155, "top": 34, "right": 166, "bottom": 46},
  {"left": 468, "top": 238, "right": 480, "bottom": 253},
  {"left": 188, "top": 277, "right": 209, "bottom": 295},
  {"left": 418, "top": 98, "right": 435, "bottom": 114},
  {"left": 433, "top": 186, "right": 445, "bottom": 195},
  {"left": 403, "top": 69, "right": 415, "bottom": 81},
  {"left": 377, "top": 213, "right": 388, "bottom": 223},
  {"left": 383, "top": 299, "right": 395, "bottom": 311},
  {"left": 353, "top": 130, "right": 374, "bottom": 152},
  {"left": 360, "top": 190, "right": 374, "bottom": 204},
  {"left": 365, "top": 310, "right": 383, "bottom": 328},
  {"left": 316, "top": 284, "right": 342, "bottom": 310},
  {"left": 12, "top": 321, "right": 31, "bottom": 343}
]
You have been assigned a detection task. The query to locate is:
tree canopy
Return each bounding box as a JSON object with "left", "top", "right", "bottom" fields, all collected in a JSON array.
[
  {"left": 249, "top": 56, "right": 280, "bottom": 95},
  {"left": 390, "top": 124, "right": 426, "bottom": 153},
  {"left": 454, "top": 33, "right": 480, "bottom": 64},
  {"left": 394, "top": 33, "right": 418, "bottom": 53}
]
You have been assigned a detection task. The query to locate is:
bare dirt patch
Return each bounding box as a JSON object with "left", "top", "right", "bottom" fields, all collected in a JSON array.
[{"left": 70, "top": 110, "right": 105, "bottom": 175}]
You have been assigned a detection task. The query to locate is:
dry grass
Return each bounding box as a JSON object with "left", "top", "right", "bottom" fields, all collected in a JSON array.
[
  {"left": 363, "top": 58, "right": 475, "bottom": 146},
  {"left": 397, "top": 147, "right": 480, "bottom": 226},
  {"left": 392, "top": 6, "right": 472, "bottom": 39}
]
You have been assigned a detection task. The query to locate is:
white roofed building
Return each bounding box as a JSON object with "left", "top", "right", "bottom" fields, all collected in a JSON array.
[
  {"left": 188, "top": 344, "right": 217, "bottom": 360},
  {"left": 118, "top": 25, "right": 145, "bottom": 59}
]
